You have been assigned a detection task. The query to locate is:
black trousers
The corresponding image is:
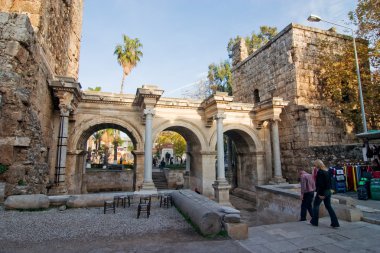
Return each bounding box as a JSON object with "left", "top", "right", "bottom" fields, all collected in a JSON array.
[{"left": 300, "top": 191, "right": 314, "bottom": 220}]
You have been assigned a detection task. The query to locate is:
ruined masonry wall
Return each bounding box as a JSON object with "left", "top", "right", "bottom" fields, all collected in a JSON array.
[
  {"left": 0, "top": 0, "right": 83, "bottom": 197},
  {"left": 0, "top": 12, "right": 54, "bottom": 195},
  {"left": 0, "top": 0, "right": 83, "bottom": 78},
  {"left": 232, "top": 24, "right": 360, "bottom": 180}
]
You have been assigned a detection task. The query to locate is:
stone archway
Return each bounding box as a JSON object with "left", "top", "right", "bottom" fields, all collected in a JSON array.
[
  {"left": 209, "top": 124, "right": 265, "bottom": 192},
  {"left": 152, "top": 120, "right": 213, "bottom": 195},
  {"left": 66, "top": 117, "right": 144, "bottom": 194}
]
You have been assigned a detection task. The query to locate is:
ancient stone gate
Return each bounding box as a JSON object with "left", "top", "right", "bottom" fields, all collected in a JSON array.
[{"left": 49, "top": 78, "right": 288, "bottom": 201}]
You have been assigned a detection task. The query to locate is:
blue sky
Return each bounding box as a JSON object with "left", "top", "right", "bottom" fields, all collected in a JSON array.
[{"left": 78, "top": 0, "right": 357, "bottom": 97}]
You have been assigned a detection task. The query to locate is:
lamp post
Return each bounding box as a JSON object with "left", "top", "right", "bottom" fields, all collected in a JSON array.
[{"left": 307, "top": 14, "right": 368, "bottom": 133}]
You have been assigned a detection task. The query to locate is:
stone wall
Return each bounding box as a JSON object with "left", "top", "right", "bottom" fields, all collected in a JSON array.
[
  {"left": 232, "top": 24, "right": 362, "bottom": 181},
  {"left": 0, "top": 0, "right": 83, "bottom": 197},
  {"left": 85, "top": 170, "right": 134, "bottom": 192},
  {"left": 0, "top": 12, "right": 54, "bottom": 195},
  {"left": 0, "top": 0, "right": 83, "bottom": 78}
]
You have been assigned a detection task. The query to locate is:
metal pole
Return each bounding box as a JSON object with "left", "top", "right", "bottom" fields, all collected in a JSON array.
[{"left": 351, "top": 30, "right": 368, "bottom": 132}]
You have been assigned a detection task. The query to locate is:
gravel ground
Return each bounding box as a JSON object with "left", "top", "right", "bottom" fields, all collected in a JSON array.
[
  {"left": 0, "top": 198, "right": 252, "bottom": 253},
  {"left": 0, "top": 199, "right": 191, "bottom": 245}
]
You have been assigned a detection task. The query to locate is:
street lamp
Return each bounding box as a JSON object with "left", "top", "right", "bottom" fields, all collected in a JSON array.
[{"left": 307, "top": 14, "right": 368, "bottom": 133}]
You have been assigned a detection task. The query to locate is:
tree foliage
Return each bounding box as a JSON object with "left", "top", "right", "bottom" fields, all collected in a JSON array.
[
  {"left": 207, "top": 60, "right": 232, "bottom": 95},
  {"left": 114, "top": 35, "right": 143, "bottom": 93},
  {"left": 349, "top": 0, "right": 380, "bottom": 69},
  {"left": 155, "top": 131, "right": 186, "bottom": 158},
  {"left": 227, "top": 26, "right": 278, "bottom": 58},
  {"left": 88, "top": 86, "right": 102, "bottom": 91},
  {"left": 316, "top": 0, "right": 380, "bottom": 131}
]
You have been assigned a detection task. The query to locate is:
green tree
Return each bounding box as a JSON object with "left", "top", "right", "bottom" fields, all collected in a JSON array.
[
  {"left": 316, "top": 0, "right": 380, "bottom": 131},
  {"left": 349, "top": 0, "right": 380, "bottom": 69},
  {"left": 207, "top": 60, "right": 232, "bottom": 95},
  {"left": 227, "top": 26, "right": 278, "bottom": 58},
  {"left": 155, "top": 131, "right": 186, "bottom": 160},
  {"left": 88, "top": 86, "right": 102, "bottom": 91},
  {"left": 114, "top": 35, "right": 143, "bottom": 93}
]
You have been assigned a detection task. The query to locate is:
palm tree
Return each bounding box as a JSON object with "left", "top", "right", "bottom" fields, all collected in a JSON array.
[{"left": 114, "top": 35, "right": 143, "bottom": 93}]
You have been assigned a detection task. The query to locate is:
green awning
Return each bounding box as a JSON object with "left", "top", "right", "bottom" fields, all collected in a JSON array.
[{"left": 356, "top": 130, "right": 380, "bottom": 140}]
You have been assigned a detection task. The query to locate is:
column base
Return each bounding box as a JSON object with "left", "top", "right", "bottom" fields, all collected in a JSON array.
[
  {"left": 140, "top": 181, "right": 157, "bottom": 192},
  {"left": 212, "top": 180, "right": 231, "bottom": 206},
  {"left": 48, "top": 184, "right": 68, "bottom": 195},
  {"left": 268, "top": 176, "right": 288, "bottom": 185}
]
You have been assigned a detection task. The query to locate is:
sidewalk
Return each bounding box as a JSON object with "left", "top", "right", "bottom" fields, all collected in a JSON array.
[
  {"left": 336, "top": 191, "right": 380, "bottom": 225},
  {"left": 238, "top": 218, "right": 380, "bottom": 253}
]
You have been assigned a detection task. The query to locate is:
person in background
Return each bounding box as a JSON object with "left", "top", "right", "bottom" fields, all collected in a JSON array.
[
  {"left": 298, "top": 167, "right": 315, "bottom": 221},
  {"left": 372, "top": 158, "right": 380, "bottom": 171},
  {"left": 310, "top": 159, "right": 340, "bottom": 228}
]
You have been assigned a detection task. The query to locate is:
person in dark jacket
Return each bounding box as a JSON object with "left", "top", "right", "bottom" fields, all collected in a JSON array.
[{"left": 310, "top": 159, "right": 340, "bottom": 228}]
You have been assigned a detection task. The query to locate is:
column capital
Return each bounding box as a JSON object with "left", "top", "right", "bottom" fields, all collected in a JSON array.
[
  {"left": 144, "top": 108, "right": 156, "bottom": 116},
  {"left": 214, "top": 113, "right": 226, "bottom": 120}
]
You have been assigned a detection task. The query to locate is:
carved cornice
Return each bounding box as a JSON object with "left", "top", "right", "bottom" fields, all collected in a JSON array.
[
  {"left": 133, "top": 85, "right": 164, "bottom": 108},
  {"left": 252, "top": 97, "right": 289, "bottom": 128},
  {"left": 49, "top": 76, "right": 82, "bottom": 113},
  {"left": 200, "top": 92, "right": 234, "bottom": 127}
]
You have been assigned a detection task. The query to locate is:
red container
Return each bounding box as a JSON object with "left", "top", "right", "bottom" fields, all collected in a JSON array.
[{"left": 373, "top": 171, "right": 380, "bottom": 179}]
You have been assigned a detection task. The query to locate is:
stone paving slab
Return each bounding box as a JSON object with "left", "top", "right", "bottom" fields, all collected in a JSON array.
[{"left": 238, "top": 218, "right": 380, "bottom": 253}]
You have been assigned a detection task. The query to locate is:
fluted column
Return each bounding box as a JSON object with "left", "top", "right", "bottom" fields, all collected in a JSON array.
[
  {"left": 141, "top": 108, "right": 156, "bottom": 191},
  {"left": 55, "top": 104, "right": 71, "bottom": 184}
]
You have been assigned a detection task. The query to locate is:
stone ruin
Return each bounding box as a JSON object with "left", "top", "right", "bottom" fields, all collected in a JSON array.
[{"left": 0, "top": 1, "right": 366, "bottom": 199}]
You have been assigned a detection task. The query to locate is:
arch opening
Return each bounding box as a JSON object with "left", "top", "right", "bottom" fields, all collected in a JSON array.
[
  {"left": 223, "top": 129, "right": 260, "bottom": 192},
  {"left": 153, "top": 124, "right": 205, "bottom": 193},
  {"left": 74, "top": 122, "right": 140, "bottom": 193}
]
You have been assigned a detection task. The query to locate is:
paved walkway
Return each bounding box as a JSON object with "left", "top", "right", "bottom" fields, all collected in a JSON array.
[{"left": 238, "top": 218, "right": 380, "bottom": 253}]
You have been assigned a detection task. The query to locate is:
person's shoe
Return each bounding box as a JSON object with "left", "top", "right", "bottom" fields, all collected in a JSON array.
[
  {"left": 299, "top": 219, "right": 306, "bottom": 221},
  {"left": 330, "top": 224, "right": 340, "bottom": 228},
  {"left": 310, "top": 221, "right": 318, "bottom": 226}
]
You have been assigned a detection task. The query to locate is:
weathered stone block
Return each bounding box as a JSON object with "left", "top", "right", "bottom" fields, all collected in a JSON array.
[
  {"left": 14, "top": 136, "right": 30, "bottom": 147},
  {"left": 0, "top": 12, "right": 9, "bottom": 25},
  {"left": 0, "top": 144, "right": 13, "bottom": 165},
  {"left": 223, "top": 213, "right": 241, "bottom": 223},
  {"left": 223, "top": 222, "right": 248, "bottom": 240},
  {"left": 5, "top": 194, "right": 49, "bottom": 210},
  {"left": 6, "top": 41, "right": 29, "bottom": 63}
]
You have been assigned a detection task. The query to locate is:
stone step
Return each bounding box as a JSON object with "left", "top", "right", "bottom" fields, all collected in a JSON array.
[{"left": 152, "top": 172, "right": 168, "bottom": 189}]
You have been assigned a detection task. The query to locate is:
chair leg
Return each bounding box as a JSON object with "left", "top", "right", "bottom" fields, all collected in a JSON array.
[{"left": 137, "top": 204, "right": 141, "bottom": 219}]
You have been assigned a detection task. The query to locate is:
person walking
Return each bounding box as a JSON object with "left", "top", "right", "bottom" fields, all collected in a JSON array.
[
  {"left": 299, "top": 168, "right": 315, "bottom": 221},
  {"left": 310, "top": 159, "right": 340, "bottom": 228}
]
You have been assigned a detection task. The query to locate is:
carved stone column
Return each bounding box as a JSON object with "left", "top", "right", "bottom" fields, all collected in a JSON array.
[
  {"left": 212, "top": 113, "right": 231, "bottom": 205},
  {"left": 141, "top": 108, "right": 157, "bottom": 191},
  {"left": 51, "top": 92, "right": 74, "bottom": 194},
  {"left": 270, "top": 119, "right": 286, "bottom": 184}
]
